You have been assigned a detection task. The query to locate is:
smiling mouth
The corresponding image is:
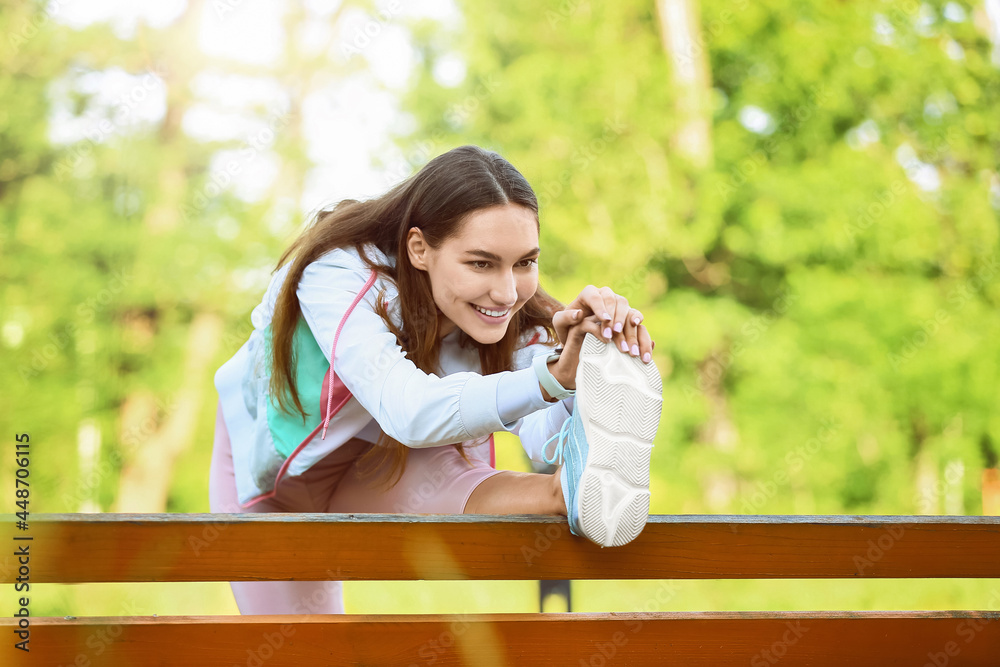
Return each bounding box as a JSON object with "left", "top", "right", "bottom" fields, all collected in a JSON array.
[{"left": 470, "top": 303, "right": 511, "bottom": 318}]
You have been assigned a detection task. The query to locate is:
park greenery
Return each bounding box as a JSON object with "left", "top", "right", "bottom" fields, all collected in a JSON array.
[{"left": 1, "top": 0, "right": 998, "bottom": 616}]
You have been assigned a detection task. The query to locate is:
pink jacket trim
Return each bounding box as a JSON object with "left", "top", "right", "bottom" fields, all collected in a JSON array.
[{"left": 240, "top": 270, "right": 378, "bottom": 508}]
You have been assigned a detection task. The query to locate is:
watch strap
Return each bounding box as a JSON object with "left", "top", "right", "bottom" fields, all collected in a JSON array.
[{"left": 532, "top": 348, "right": 575, "bottom": 400}]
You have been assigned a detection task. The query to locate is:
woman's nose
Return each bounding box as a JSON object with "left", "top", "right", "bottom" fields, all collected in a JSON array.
[{"left": 492, "top": 274, "right": 517, "bottom": 305}]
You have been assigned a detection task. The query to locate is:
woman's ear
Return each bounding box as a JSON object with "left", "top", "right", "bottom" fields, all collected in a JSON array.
[{"left": 406, "top": 227, "right": 429, "bottom": 271}]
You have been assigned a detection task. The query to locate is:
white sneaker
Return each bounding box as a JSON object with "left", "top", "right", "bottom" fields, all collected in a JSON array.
[{"left": 543, "top": 333, "right": 663, "bottom": 547}]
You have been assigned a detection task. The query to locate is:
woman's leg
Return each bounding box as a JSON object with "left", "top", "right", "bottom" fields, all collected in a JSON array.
[
  {"left": 208, "top": 400, "right": 345, "bottom": 615},
  {"left": 463, "top": 470, "right": 565, "bottom": 515},
  {"left": 327, "top": 438, "right": 565, "bottom": 516}
]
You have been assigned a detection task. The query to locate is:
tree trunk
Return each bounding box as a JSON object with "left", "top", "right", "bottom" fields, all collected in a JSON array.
[
  {"left": 113, "top": 311, "right": 222, "bottom": 512},
  {"left": 654, "top": 0, "right": 713, "bottom": 168}
]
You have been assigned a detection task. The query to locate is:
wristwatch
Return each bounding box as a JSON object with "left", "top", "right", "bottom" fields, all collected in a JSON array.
[{"left": 532, "top": 347, "right": 575, "bottom": 401}]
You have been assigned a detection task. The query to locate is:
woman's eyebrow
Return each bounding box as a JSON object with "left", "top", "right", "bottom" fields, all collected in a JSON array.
[{"left": 464, "top": 247, "right": 541, "bottom": 261}]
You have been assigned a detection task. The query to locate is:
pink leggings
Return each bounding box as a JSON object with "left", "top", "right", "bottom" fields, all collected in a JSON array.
[{"left": 208, "top": 401, "right": 504, "bottom": 615}]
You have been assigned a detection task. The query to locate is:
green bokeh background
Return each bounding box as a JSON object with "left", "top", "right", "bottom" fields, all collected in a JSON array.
[{"left": 2, "top": 0, "right": 998, "bottom": 616}]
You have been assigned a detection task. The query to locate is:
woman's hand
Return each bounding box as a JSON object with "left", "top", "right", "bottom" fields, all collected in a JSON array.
[
  {"left": 545, "top": 313, "right": 607, "bottom": 393},
  {"left": 552, "top": 285, "right": 654, "bottom": 364},
  {"left": 544, "top": 309, "right": 657, "bottom": 399}
]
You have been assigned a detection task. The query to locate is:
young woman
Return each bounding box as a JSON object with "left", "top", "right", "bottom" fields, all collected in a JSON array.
[{"left": 209, "top": 144, "right": 663, "bottom": 615}]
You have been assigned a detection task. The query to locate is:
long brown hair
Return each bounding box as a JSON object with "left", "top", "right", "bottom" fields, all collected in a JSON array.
[{"left": 269, "top": 145, "right": 564, "bottom": 488}]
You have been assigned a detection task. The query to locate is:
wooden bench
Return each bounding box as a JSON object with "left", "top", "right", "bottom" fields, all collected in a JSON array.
[{"left": 2, "top": 513, "right": 999, "bottom": 665}]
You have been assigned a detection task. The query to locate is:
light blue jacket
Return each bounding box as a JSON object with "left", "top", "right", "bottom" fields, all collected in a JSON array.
[{"left": 214, "top": 242, "right": 573, "bottom": 507}]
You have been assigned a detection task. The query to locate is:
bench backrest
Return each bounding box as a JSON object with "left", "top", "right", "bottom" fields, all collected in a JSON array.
[{"left": 2, "top": 513, "right": 999, "bottom": 666}]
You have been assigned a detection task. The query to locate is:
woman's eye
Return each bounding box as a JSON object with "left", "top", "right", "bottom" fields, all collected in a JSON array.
[{"left": 468, "top": 259, "right": 537, "bottom": 270}]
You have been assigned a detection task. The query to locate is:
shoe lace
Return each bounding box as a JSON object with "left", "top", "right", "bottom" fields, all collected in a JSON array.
[{"left": 541, "top": 417, "right": 573, "bottom": 466}]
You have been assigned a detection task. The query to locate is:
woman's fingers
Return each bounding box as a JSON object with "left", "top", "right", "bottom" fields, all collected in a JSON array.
[
  {"left": 594, "top": 287, "right": 624, "bottom": 338},
  {"left": 563, "top": 313, "right": 605, "bottom": 351},
  {"left": 620, "top": 307, "right": 653, "bottom": 362},
  {"left": 565, "top": 286, "right": 616, "bottom": 330},
  {"left": 584, "top": 305, "right": 655, "bottom": 365},
  {"left": 609, "top": 293, "right": 631, "bottom": 352},
  {"left": 552, "top": 308, "right": 583, "bottom": 347},
  {"left": 635, "top": 324, "right": 654, "bottom": 363},
  {"left": 559, "top": 286, "right": 653, "bottom": 363},
  {"left": 551, "top": 311, "right": 656, "bottom": 390},
  {"left": 550, "top": 314, "right": 605, "bottom": 389},
  {"left": 593, "top": 289, "right": 639, "bottom": 355}
]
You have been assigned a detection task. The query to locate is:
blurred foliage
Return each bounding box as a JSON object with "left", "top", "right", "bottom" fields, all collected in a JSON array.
[
  {"left": 0, "top": 0, "right": 997, "bottom": 565},
  {"left": 395, "top": 0, "right": 1000, "bottom": 516}
]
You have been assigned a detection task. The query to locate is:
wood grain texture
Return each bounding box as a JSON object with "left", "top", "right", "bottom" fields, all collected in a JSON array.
[
  {"left": 2, "top": 612, "right": 999, "bottom": 666},
  {"left": 1, "top": 513, "right": 998, "bottom": 582}
]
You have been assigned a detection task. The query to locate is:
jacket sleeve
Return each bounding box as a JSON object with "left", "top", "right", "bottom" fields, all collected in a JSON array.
[{"left": 296, "top": 248, "right": 551, "bottom": 448}]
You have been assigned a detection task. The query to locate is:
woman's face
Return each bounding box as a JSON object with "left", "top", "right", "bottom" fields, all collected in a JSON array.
[{"left": 406, "top": 203, "right": 540, "bottom": 344}]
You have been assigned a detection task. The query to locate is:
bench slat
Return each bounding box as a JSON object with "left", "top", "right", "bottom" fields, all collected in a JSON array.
[
  {"left": 2, "top": 513, "right": 998, "bottom": 582},
  {"left": 3, "top": 611, "right": 999, "bottom": 666}
]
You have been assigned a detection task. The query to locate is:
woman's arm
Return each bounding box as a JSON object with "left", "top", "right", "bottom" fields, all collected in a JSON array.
[
  {"left": 296, "top": 248, "right": 554, "bottom": 448},
  {"left": 491, "top": 326, "right": 577, "bottom": 462}
]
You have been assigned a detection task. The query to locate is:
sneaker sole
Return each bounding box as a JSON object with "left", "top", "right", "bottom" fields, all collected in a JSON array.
[{"left": 575, "top": 332, "right": 663, "bottom": 547}]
